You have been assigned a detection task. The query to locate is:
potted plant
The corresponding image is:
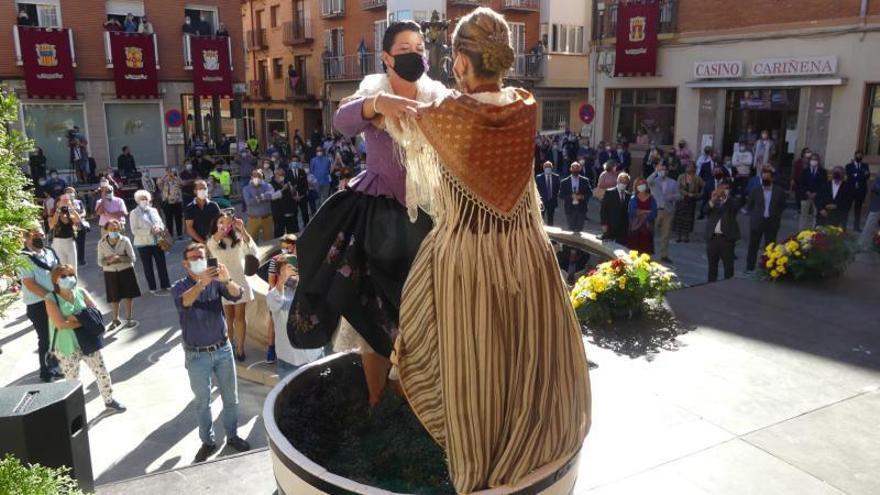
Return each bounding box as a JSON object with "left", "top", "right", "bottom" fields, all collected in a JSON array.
[
  {"left": 760, "top": 225, "right": 856, "bottom": 280},
  {"left": 0, "top": 454, "right": 83, "bottom": 495},
  {"left": 570, "top": 250, "right": 680, "bottom": 324}
]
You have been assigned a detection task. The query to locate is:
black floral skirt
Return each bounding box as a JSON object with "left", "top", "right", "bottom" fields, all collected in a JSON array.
[{"left": 287, "top": 189, "right": 432, "bottom": 358}]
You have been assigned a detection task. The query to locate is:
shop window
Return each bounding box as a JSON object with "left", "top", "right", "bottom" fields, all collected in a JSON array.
[
  {"left": 272, "top": 58, "right": 283, "bottom": 79},
  {"left": 105, "top": 103, "right": 164, "bottom": 167},
  {"left": 864, "top": 84, "right": 880, "bottom": 156},
  {"left": 15, "top": 0, "right": 61, "bottom": 27},
  {"left": 542, "top": 100, "right": 571, "bottom": 131},
  {"left": 21, "top": 103, "right": 85, "bottom": 171},
  {"left": 611, "top": 88, "right": 677, "bottom": 146}
]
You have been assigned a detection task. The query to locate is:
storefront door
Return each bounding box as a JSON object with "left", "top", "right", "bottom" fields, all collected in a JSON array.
[{"left": 724, "top": 89, "right": 800, "bottom": 179}]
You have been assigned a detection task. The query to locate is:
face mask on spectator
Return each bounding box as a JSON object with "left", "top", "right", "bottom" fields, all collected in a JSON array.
[
  {"left": 189, "top": 258, "right": 207, "bottom": 274},
  {"left": 617, "top": 183, "right": 627, "bottom": 192},
  {"left": 185, "top": 163, "right": 193, "bottom": 170},
  {"left": 106, "top": 190, "right": 114, "bottom": 198},
  {"left": 196, "top": 189, "right": 207, "bottom": 199},
  {"left": 138, "top": 200, "right": 149, "bottom": 208},
  {"left": 810, "top": 160, "right": 819, "bottom": 167},
  {"left": 108, "top": 231, "right": 121, "bottom": 240},
  {"left": 251, "top": 178, "right": 262, "bottom": 186},
  {"left": 637, "top": 184, "right": 648, "bottom": 193},
  {"left": 31, "top": 237, "right": 45, "bottom": 250},
  {"left": 58, "top": 276, "right": 77, "bottom": 290}
]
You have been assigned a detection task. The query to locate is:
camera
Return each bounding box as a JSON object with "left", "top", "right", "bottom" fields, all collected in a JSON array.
[{"left": 60, "top": 206, "right": 70, "bottom": 214}]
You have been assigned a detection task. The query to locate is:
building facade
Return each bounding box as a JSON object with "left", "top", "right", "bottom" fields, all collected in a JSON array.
[
  {"left": 240, "top": 0, "right": 591, "bottom": 148},
  {"left": 1, "top": 0, "right": 245, "bottom": 178},
  {"left": 590, "top": 0, "right": 880, "bottom": 178}
]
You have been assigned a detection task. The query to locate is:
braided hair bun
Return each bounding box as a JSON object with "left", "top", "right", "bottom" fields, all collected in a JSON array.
[{"left": 452, "top": 7, "right": 515, "bottom": 79}]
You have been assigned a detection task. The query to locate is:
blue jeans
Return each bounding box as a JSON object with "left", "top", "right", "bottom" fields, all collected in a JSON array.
[{"left": 184, "top": 341, "right": 239, "bottom": 445}]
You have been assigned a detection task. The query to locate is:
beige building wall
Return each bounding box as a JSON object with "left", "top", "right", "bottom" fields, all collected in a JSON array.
[{"left": 592, "top": 28, "right": 880, "bottom": 168}]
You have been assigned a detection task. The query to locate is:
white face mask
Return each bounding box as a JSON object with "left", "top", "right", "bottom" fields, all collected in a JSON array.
[
  {"left": 810, "top": 160, "right": 819, "bottom": 167},
  {"left": 189, "top": 258, "right": 207, "bottom": 274},
  {"left": 617, "top": 183, "right": 627, "bottom": 192},
  {"left": 251, "top": 178, "right": 262, "bottom": 186},
  {"left": 637, "top": 184, "right": 648, "bottom": 193},
  {"left": 544, "top": 168, "right": 552, "bottom": 175},
  {"left": 138, "top": 200, "right": 149, "bottom": 208},
  {"left": 196, "top": 189, "right": 207, "bottom": 199},
  {"left": 185, "top": 163, "right": 193, "bottom": 170},
  {"left": 657, "top": 171, "right": 666, "bottom": 178}
]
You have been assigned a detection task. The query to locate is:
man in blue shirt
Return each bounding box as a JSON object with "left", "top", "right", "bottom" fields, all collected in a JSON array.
[
  {"left": 17, "top": 225, "right": 63, "bottom": 382},
  {"left": 242, "top": 169, "right": 275, "bottom": 242},
  {"left": 172, "top": 243, "right": 250, "bottom": 463},
  {"left": 309, "top": 146, "right": 332, "bottom": 205}
]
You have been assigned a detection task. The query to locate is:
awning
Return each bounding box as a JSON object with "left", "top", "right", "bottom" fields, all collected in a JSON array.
[{"left": 685, "top": 77, "right": 846, "bottom": 89}]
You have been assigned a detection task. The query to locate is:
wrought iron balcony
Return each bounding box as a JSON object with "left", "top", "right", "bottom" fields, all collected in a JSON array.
[
  {"left": 448, "top": 0, "right": 490, "bottom": 6},
  {"left": 361, "top": 0, "right": 386, "bottom": 10},
  {"left": 501, "top": 0, "right": 540, "bottom": 12},
  {"left": 323, "top": 53, "right": 377, "bottom": 82},
  {"left": 246, "top": 28, "right": 267, "bottom": 51},
  {"left": 283, "top": 18, "right": 313, "bottom": 45},
  {"left": 285, "top": 74, "right": 317, "bottom": 102},
  {"left": 248, "top": 79, "right": 268, "bottom": 100}
]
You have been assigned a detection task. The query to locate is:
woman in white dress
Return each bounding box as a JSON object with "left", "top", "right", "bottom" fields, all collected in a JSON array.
[{"left": 207, "top": 212, "right": 257, "bottom": 361}]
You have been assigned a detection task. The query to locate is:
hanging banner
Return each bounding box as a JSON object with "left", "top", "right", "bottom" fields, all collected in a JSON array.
[
  {"left": 18, "top": 27, "right": 77, "bottom": 99},
  {"left": 109, "top": 32, "right": 158, "bottom": 98},
  {"left": 614, "top": 0, "right": 660, "bottom": 77},
  {"left": 191, "top": 36, "right": 233, "bottom": 98}
]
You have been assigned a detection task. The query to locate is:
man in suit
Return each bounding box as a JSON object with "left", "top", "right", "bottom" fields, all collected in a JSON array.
[
  {"left": 646, "top": 162, "right": 679, "bottom": 262},
  {"left": 817, "top": 166, "right": 855, "bottom": 229},
  {"left": 614, "top": 142, "right": 632, "bottom": 173},
  {"left": 745, "top": 167, "right": 786, "bottom": 272},
  {"left": 797, "top": 153, "right": 828, "bottom": 231},
  {"left": 705, "top": 179, "right": 740, "bottom": 282},
  {"left": 559, "top": 162, "right": 592, "bottom": 233},
  {"left": 536, "top": 161, "right": 561, "bottom": 225},
  {"left": 845, "top": 151, "right": 871, "bottom": 231},
  {"left": 700, "top": 165, "right": 727, "bottom": 219},
  {"left": 600, "top": 172, "right": 631, "bottom": 244}
]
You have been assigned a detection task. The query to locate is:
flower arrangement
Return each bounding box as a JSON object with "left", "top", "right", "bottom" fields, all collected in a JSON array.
[
  {"left": 760, "top": 225, "right": 856, "bottom": 280},
  {"left": 570, "top": 251, "right": 680, "bottom": 324}
]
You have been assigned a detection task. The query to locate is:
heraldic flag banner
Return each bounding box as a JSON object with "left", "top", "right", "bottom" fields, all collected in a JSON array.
[
  {"left": 110, "top": 32, "right": 159, "bottom": 98},
  {"left": 19, "top": 27, "right": 77, "bottom": 99},
  {"left": 614, "top": 0, "right": 661, "bottom": 77},
  {"left": 191, "top": 36, "right": 233, "bottom": 98}
]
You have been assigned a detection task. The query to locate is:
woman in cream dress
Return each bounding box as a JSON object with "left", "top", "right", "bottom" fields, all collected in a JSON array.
[{"left": 391, "top": 8, "right": 591, "bottom": 494}]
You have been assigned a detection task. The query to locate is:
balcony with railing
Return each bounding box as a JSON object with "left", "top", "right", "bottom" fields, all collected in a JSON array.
[
  {"left": 601, "top": 0, "right": 678, "bottom": 38},
  {"left": 324, "top": 53, "right": 377, "bottom": 81},
  {"left": 13, "top": 25, "right": 77, "bottom": 67},
  {"left": 448, "top": 0, "right": 489, "bottom": 6},
  {"left": 285, "top": 74, "right": 317, "bottom": 101},
  {"left": 103, "top": 32, "right": 159, "bottom": 68},
  {"left": 508, "top": 53, "right": 543, "bottom": 80},
  {"left": 283, "top": 18, "right": 313, "bottom": 45},
  {"left": 361, "top": 0, "right": 386, "bottom": 9},
  {"left": 321, "top": 0, "right": 345, "bottom": 18},
  {"left": 248, "top": 79, "right": 268, "bottom": 100},
  {"left": 246, "top": 28, "right": 267, "bottom": 51},
  {"left": 501, "top": 0, "right": 539, "bottom": 12}
]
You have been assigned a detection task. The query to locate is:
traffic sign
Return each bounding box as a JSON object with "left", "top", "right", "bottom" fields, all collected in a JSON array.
[
  {"left": 165, "top": 109, "right": 183, "bottom": 128},
  {"left": 578, "top": 103, "right": 595, "bottom": 125}
]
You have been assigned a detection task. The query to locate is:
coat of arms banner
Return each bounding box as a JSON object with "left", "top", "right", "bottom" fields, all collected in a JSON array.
[
  {"left": 191, "top": 36, "right": 233, "bottom": 98},
  {"left": 109, "top": 32, "right": 159, "bottom": 98},
  {"left": 614, "top": 0, "right": 660, "bottom": 77},
  {"left": 19, "top": 27, "right": 77, "bottom": 99}
]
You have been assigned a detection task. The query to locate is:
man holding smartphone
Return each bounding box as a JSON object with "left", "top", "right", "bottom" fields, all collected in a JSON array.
[{"left": 172, "top": 243, "right": 251, "bottom": 463}]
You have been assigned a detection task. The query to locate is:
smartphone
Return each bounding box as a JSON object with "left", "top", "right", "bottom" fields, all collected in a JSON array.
[
  {"left": 286, "top": 255, "right": 298, "bottom": 268},
  {"left": 207, "top": 258, "right": 218, "bottom": 269}
]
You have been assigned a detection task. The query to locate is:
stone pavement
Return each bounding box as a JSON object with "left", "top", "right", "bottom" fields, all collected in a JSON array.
[{"left": 1, "top": 197, "right": 878, "bottom": 493}]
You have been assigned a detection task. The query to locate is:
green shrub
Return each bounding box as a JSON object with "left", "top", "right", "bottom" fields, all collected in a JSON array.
[{"left": 0, "top": 454, "right": 85, "bottom": 495}]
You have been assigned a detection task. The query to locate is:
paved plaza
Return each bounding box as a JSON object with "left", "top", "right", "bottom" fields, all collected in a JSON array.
[{"left": 2, "top": 201, "right": 879, "bottom": 494}]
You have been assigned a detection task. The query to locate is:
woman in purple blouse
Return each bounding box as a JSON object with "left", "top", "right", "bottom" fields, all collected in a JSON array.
[{"left": 287, "top": 21, "right": 447, "bottom": 407}]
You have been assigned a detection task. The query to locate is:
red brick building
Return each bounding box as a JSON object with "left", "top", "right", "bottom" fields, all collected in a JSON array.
[{"left": 1, "top": 0, "right": 245, "bottom": 176}]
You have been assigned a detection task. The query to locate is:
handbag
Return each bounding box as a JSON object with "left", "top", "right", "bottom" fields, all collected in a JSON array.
[{"left": 156, "top": 229, "right": 173, "bottom": 252}]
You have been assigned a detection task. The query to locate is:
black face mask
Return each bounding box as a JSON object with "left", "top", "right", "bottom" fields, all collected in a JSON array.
[
  {"left": 391, "top": 52, "right": 425, "bottom": 82},
  {"left": 31, "top": 237, "right": 44, "bottom": 250}
]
